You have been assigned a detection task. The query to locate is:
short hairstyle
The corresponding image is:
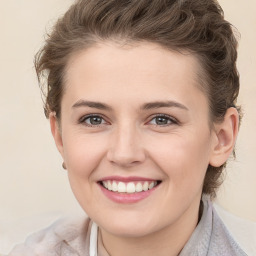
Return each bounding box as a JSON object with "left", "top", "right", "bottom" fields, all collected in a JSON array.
[{"left": 35, "top": 0, "right": 241, "bottom": 198}]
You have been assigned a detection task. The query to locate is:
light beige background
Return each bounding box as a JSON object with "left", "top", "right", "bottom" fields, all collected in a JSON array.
[{"left": 0, "top": 0, "right": 255, "bottom": 233}]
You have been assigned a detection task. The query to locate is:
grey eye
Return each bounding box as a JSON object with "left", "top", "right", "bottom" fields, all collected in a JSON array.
[
  {"left": 154, "top": 116, "right": 170, "bottom": 125},
  {"left": 87, "top": 116, "right": 102, "bottom": 125},
  {"left": 148, "top": 115, "right": 177, "bottom": 126},
  {"left": 82, "top": 115, "right": 106, "bottom": 126}
]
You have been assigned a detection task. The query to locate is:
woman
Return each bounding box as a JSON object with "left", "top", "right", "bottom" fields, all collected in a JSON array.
[{"left": 9, "top": 0, "right": 247, "bottom": 255}]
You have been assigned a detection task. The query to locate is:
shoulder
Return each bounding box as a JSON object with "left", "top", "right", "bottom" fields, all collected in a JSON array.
[
  {"left": 209, "top": 206, "right": 248, "bottom": 256},
  {"left": 180, "top": 196, "right": 248, "bottom": 256},
  {"left": 8, "top": 215, "right": 91, "bottom": 256},
  {"left": 213, "top": 202, "right": 256, "bottom": 256}
]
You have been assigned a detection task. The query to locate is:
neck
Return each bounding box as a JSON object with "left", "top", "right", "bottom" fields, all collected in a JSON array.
[{"left": 100, "top": 197, "right": 201, "bottom": 256}]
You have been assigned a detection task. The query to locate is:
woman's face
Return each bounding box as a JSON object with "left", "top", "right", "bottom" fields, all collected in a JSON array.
[{"left": 52, "top": 42, "right": 220, "bottom": 237}]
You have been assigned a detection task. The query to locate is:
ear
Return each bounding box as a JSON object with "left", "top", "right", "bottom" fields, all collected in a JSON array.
[
  {"left": 209, "top": 107, "right": 239, "bottom": 167},
  {"left": 49, "top": 112, "right": 64, "bottom": 158}
]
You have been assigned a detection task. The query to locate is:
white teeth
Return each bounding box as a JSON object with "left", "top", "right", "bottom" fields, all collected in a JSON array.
[
  {"left": 135, "top": 183, "right": 143, "bottom": 192},
  {"left": 117, "top": 182, "right": 126, "bottom": 193},
  {"left": 112, "top": 181, "right": 118, "bottom": 192},
  {"left": 107, "top": 181, "right": 112, "bottom": 191},
  {"left": 149, "top": 182, "right": 154, "bottom": 189},
  {"left": 143, "top": 181, "right": 149, "bottom": 191},
  {"left": 126, "top": 182, "right": 136, "bottom": 193},
  {"left": 103, "top": 181, "right": 108, "bottom": 188},
  {"left": 102, "top": 180, "right": 158, "bottom": 193}
]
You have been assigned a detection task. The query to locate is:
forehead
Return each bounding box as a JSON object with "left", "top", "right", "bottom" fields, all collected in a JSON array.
[{"left": 63, "top": 42, "right": 206, "bottom": 106}]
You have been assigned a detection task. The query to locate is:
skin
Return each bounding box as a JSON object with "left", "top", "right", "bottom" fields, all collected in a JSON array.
[{"left": 50, "top": 42, "right": 239, "bottom": 256}]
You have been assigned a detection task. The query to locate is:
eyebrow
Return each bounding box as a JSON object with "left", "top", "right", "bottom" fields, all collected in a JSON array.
[
  {"left": 72, "top": 99, "right": 188, "bottom": 111},
  {"left": 72, "top": 100, "right": 112, "bottom": 111},
  {"left": 141, "top": 101, "right": 188, "bottom": 111}
]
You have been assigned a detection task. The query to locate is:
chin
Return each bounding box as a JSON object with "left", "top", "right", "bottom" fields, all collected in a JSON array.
[
  {"left": 98, "top": 214, "right": 165, "bottom": 238},
  {"left": 103, "top": 223, "right": 154, "bottom": 238}
]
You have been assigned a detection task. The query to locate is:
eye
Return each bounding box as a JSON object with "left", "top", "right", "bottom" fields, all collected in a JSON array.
[
  {"left": 148, "top": 114, "right": 177, "bottom": 126},
  {"left": 80, "top": 115, "right": 107, "bottom": 126}
]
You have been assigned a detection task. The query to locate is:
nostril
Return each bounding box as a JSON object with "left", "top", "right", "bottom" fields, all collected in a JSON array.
[
  {"left": 106, "top": 136, "right": 146, "bottom": 165},
  {"left": 107, "top": 150, "right": 146, "bottom": 167}
]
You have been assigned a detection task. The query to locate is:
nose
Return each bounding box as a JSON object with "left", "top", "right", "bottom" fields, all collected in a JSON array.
[{"left": 107, "top": 124, "right": 146, "bottom": 167}]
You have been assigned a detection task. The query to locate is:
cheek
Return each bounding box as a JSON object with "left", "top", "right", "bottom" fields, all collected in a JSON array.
[
  {"left": 149, "top": 132, "right": 211, "bottom": 187},
  {"left": 62, "top": 133, "right": 109, "bottom": 210},
  {"left": 62, "top": 131, "right": 107, "bottom": 178}
]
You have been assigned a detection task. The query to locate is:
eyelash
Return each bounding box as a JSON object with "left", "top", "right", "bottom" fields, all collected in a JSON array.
[
  {"left": 148, "top": 114, "right": 178, "bottom": 126},
  {"left": 79, "top": 114, "right": 107, "bottom": 127},
  {"left": 79, "top": 114, "right": 178, "bottom": 127}
]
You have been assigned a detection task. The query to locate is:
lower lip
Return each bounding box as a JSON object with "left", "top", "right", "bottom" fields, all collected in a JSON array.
[{"left": 98, "top": 184, "right": 158, "bottom": 204}]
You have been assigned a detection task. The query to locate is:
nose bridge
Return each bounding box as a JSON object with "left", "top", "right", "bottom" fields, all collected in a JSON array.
[{"left": 107, "top": 121, "right": 145, "bottom": 166}]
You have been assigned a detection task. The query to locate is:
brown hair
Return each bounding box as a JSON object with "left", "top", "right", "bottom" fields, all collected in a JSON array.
[{"left": 35, "top": 0, "right": 241, "bottom": 198}]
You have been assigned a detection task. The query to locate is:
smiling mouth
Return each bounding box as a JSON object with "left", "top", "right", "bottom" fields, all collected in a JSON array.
[{"left": 99, "top": 180, "right": 161, "bottom": 194}]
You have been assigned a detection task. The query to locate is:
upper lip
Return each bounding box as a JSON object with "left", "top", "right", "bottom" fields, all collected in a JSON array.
[{"left": 99, "top": 176, "right": 159, "bottom": 182}]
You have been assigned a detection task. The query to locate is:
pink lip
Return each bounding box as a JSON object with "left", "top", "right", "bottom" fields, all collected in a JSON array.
[
  {"left": 98, "top": 180, "right": 160, "bottom": 204},
  {"left": 100, "top": 176, "right": 157, "bottom": 182}
]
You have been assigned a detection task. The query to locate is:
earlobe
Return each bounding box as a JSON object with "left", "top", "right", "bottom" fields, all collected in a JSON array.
[
  {"left": 209, "top": 108, "right": 239, "bottom": 167},
  {"left": 49, "top": 112, "right": 64, "bottom": 157}
]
